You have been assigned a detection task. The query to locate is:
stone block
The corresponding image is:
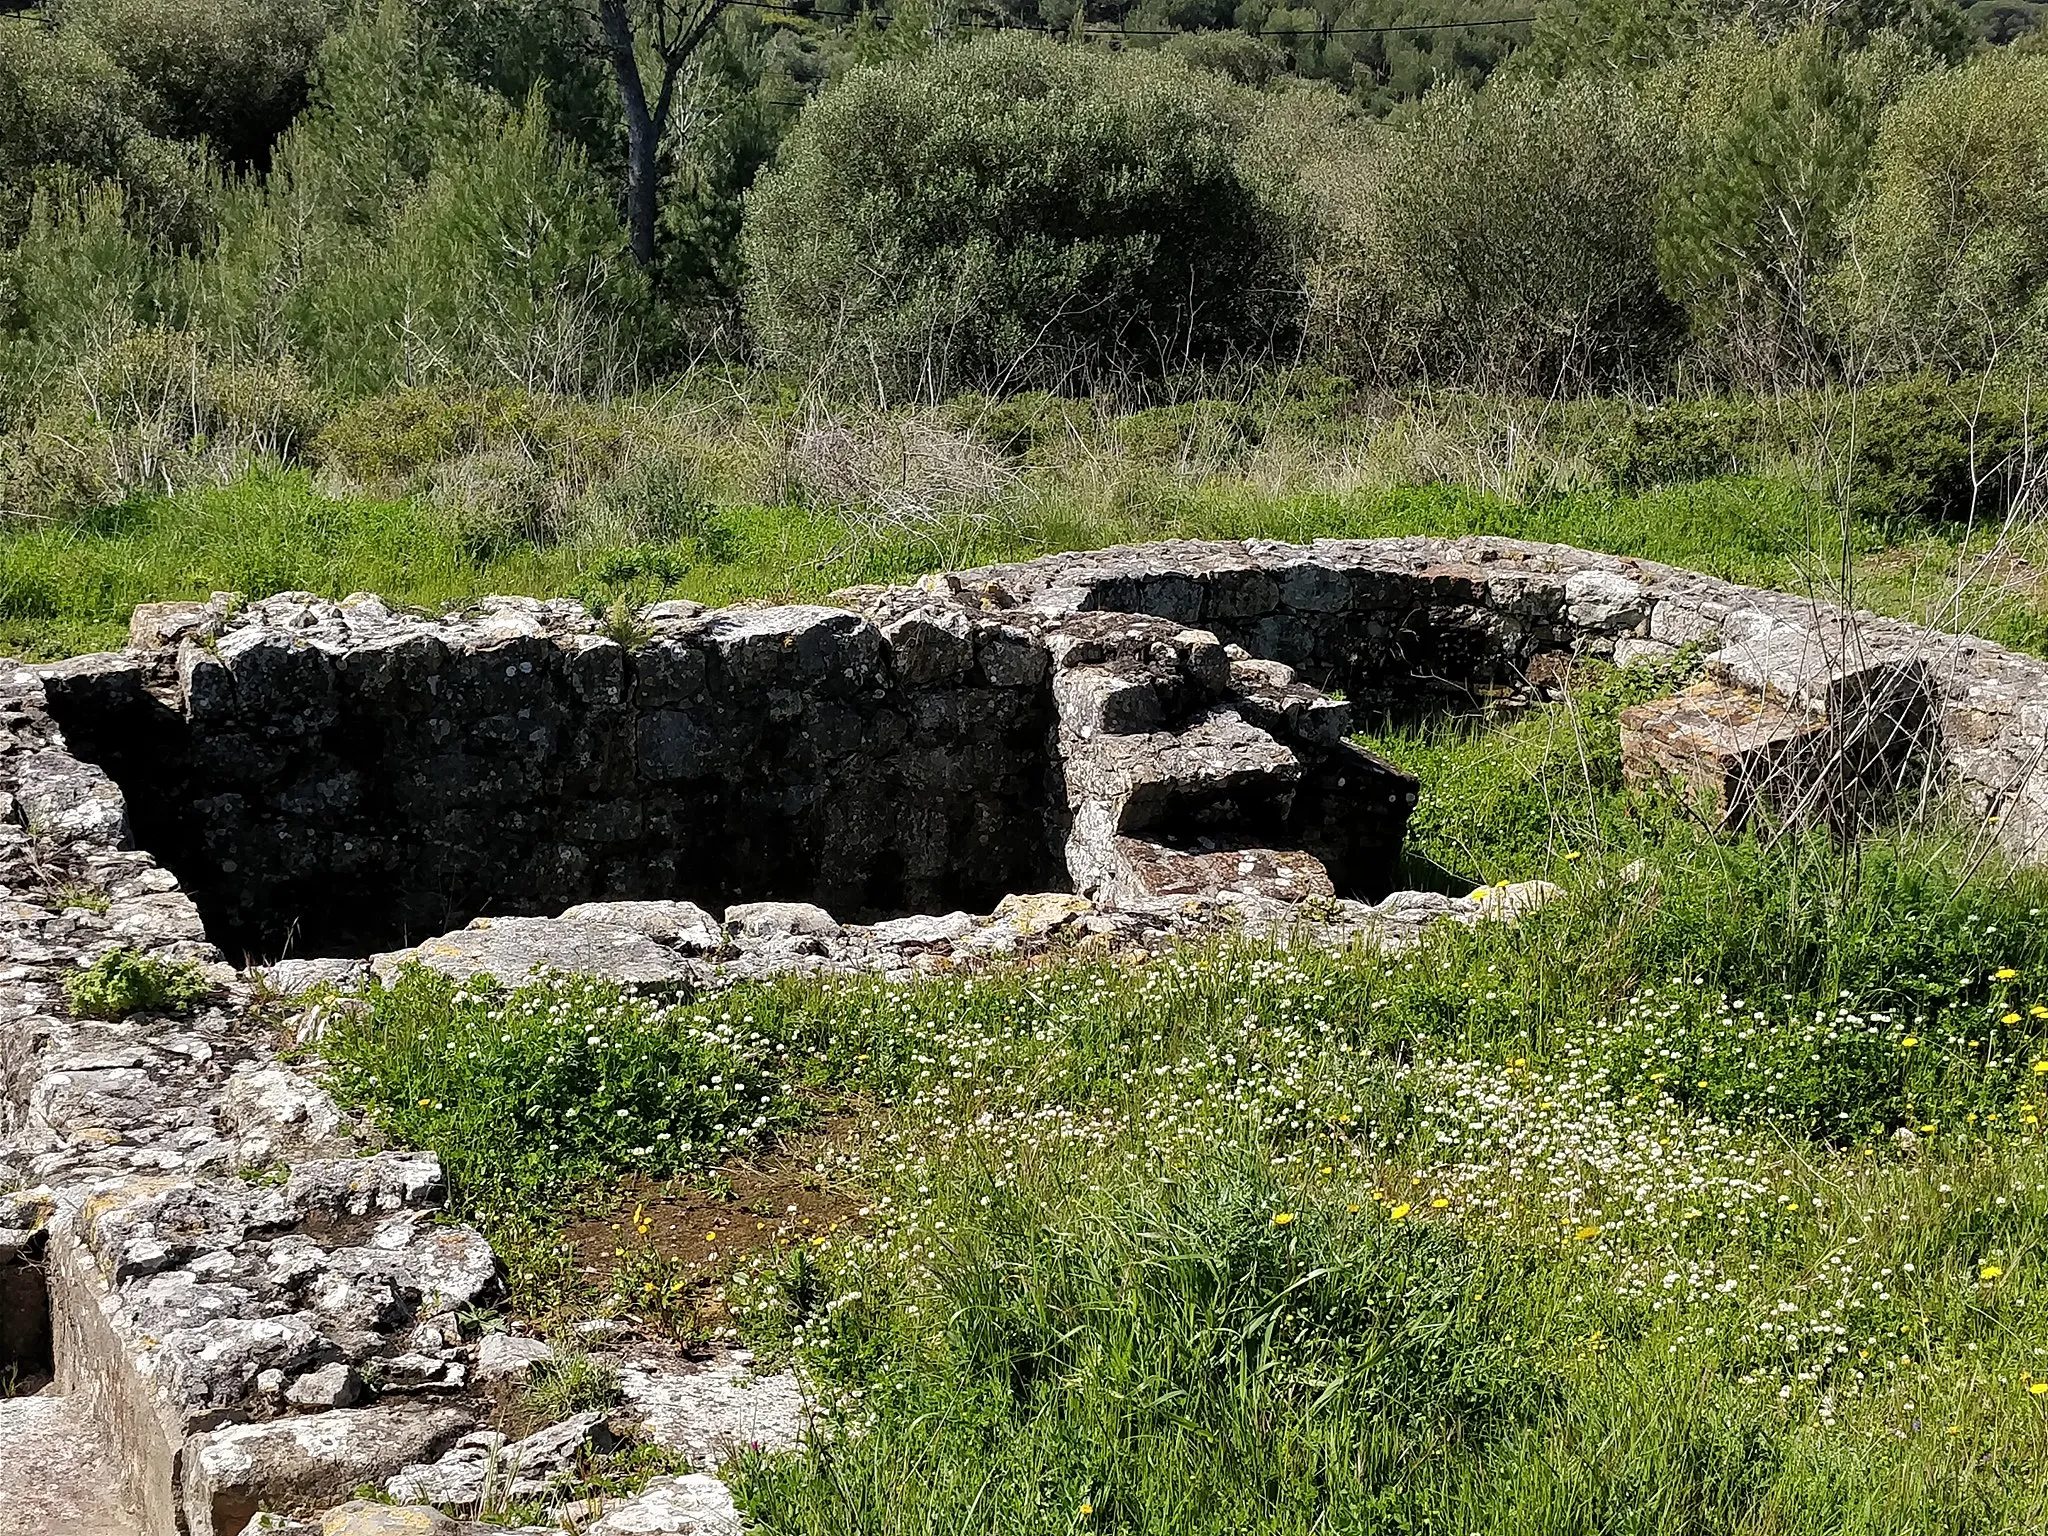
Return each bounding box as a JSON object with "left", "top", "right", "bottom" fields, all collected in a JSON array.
[
  {"left": 186, "top": 1405, "right": 474, "bottom": 1536},
  {"left": 1106, "top": 838, "right": 1336, "bottom": 906},
  {"left": 474, "top": 1331, "right": 554, "bottom": 1384},
  {"left": 724, "top": 902, "right": 840, "bottom": 941},
  {"left": 1620, "top": 682, "right": 1825, "bottom": 827},
  {"left": 881, "top": 608, "right": 977, "bottom": 686},
  {"left": 586, "top": 1474, "right": 740, "bottom": 1535},
  {"left": 130, "top": 601, "right": 218, "bottom": 651},
  {"left": 320, "top": 1504, "right": 455, "bottom": 1536}
]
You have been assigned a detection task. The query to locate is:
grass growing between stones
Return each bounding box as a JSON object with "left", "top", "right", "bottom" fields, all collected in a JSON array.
[{"left": 318, "top": 672, "right": 2048, "bottom": 1531}]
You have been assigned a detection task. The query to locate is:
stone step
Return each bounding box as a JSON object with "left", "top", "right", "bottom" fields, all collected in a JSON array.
[{"left": 0, "top": 1392, "right": 147, "bottom": 1536}]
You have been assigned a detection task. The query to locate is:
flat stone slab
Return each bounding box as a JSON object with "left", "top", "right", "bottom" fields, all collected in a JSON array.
[
  {"left": 616, "top": 1350, "right": 808, "bottom": 1468},
  {"left": 0, "top": 1394, "right": 147, "bottom": 1536},
  {"left": 371, "top": 917, "right": 703, "bottom": 988},
  {"left": 1621, "top": 681, "right": 1826, "bottom": 827}
]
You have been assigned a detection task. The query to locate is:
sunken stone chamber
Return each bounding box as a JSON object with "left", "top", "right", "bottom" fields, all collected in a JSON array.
[
  {"left": 32, "top": 534, "right": 2048, "bottom": 966},
  {"left": 41, "top": 600, "right": 1066, "bottom": 960}
]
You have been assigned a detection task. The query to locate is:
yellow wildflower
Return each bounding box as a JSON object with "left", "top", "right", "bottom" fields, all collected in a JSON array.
[
  {"left": 1389, "top": 1203, "right": 1411, "bottom": 1220},
  {"left": 1996, "top": 969, "right": 2020, "bottom": 980},
  {"left": 1271, "top": 1211, "right": 1295, "bottom": 1227},
  {"left": 1982, "top": 1264, "right": 2004, "bottom": 1279}
]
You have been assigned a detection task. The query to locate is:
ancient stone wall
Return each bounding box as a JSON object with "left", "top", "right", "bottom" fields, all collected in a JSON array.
[
  {"left": 7, "top": 535, "right": 2048, "bottom": 1533},
  {"left": 42, "top": 597, "right": 1067, "bottom": 958},
  {"left": 31, "top": 535, "right": 2048, "bottom": 964}
]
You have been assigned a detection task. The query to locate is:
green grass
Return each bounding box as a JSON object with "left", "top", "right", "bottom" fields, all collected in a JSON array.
[
  {"left": 10, "top": 461, "right": 2046, "bottom": 661},
  {"left": 317, "top": 670, "right": 2048, "bottom": 1533}
]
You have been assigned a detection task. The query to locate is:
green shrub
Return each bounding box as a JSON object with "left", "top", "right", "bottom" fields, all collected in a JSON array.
[
  {"left": 0, "top": 23, "right": 210, "bottom": 246},
  {"left": 741, "top": 33, "right": 1294, "bottom": 400},
  {"left": 1112, "top": 399, "right": 1262, "bottom": 466},
  {"left": 1652, "top": 25, "right": 1908, "bottom": 387},
  {"left": 1300, "top": 72, "right": 1679, "bottom": 391},
  {"left": 192, "top": 4, "right": 643, "bottom": 398},
  {"left": 939, "top": 390, "right": 1100, "bottom": 463},
  {"left": 1825, "top": 49, "right": 2048, "bottom": 374},
  {"left": 2, "top": 328, "right": 320, "bottom": 519},
  {"left": 1604, "top": 396, "right": 1771, "bottom": 487},
  {"left": 1841, "top": 373, "right": 2035, "bottom": 521},
  {"left": 61, "top": 0, "right": 334, "bottom": 168},
  {"left": 64, "top": 948, "right": 214, "bottom": 1019}
]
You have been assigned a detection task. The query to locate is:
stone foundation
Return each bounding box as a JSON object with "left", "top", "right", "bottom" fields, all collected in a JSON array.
[
  {"left": 5, "top": 535, "right": 2048, "bottom": 1532},
  {"left": 38, "top": 536, "right": 2048, "bottom": 966}
]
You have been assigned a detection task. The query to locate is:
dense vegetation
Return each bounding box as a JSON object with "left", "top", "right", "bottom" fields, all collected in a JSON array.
[
  {"left": 3, "top": 0, "right": 2046, "bottom": 422},
  {"left": 322, "top": 677, "right": 2048, "bottom": 1532},
  {"left": 3, "top": 0, "right": 2045, "bottom": 671}
]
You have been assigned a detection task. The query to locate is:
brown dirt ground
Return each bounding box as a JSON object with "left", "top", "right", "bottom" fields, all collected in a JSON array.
[{"left": 560, "top": 1128, "right": 866, "bottom": 1334}]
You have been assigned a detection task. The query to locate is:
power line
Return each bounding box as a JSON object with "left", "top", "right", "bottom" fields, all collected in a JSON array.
[{"left": 727, "top": 0, "right": 1537, "bottom": 41}]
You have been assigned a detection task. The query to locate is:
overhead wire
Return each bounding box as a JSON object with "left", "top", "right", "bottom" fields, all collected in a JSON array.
[{"left": 726, "top": 0, "right": 1537, "bottom": 40}]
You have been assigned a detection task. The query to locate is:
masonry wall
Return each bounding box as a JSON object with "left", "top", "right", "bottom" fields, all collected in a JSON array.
[
  {"left": 34, "top": 535, "right": 2048, "bottom": 963},
  {"left": 42, "top": 598, "right": 1063, "bottom": 959}
]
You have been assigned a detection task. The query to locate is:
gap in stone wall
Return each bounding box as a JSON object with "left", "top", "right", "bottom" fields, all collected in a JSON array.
[{"left": 0, "top": 1237, "right": 53, "bottom": 1396}]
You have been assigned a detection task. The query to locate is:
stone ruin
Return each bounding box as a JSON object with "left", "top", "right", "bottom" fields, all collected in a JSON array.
[{"left": 4, "top": 535, "right": 2048, "bottom": 1533}]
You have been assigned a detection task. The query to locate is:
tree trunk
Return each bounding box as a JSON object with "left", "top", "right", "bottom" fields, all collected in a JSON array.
[{"left": 598, "top": 0, "right": 661, "bottom": 268}]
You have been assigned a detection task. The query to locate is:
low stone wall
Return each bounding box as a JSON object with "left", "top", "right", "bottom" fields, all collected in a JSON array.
[
  {"left": 30, "top": 535, "right": 2048, "bottom": 962},
  {"left": 41, "top": 597, "right": 1065, "bottom": 958}
]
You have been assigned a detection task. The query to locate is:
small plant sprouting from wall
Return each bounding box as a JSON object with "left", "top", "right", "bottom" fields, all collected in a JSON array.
[{"left": 63, "top": 948, "right": 214, "bottom": 1020}]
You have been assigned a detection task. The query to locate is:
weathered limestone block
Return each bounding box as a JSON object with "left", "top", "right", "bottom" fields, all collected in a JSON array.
[
  {"left": 586, "top": 1474, "right": 742, "bottom": 1536},
  {"left": 186, "top": 1404, "right": 475, "bottom": 1536},
  {"left": 1103, "top": 838, "right": 1336, "bottom": 905},
  {"left": 558, "top": 899, "right": 724, "bottom": 952},
  {"left": 371, "top": 915, "right": 703, "bottom": 988},
  {"left": 1621, "top": 682, "right": 1827, "bottom": 827},
  {"left": 17, "top": 746, "right": 130, "bottom": 847}
]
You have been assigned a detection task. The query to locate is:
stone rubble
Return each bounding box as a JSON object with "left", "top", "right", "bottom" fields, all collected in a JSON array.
[{"left": 5, "top": 535, "right": 2047, "bottom": 1534}]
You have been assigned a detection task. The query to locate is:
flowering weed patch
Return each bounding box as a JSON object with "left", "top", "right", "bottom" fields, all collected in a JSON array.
[{"left": 320, "top": 688, "right": 2048, "bottom": 1529}]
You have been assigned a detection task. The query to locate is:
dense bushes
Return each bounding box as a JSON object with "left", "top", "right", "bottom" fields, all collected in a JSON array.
[
  {"left": 1297, "top": 73, "right": 1679, "bottom": 390},
  {"left": 741, "top": 34, "right": 1294, "bottom": 400},
  {"left": 0, "top": 23, "right": 210, "bottom": 246},
  {"left": 58, "top": 0, "right": 333, "bottom": 168},
  {"left": 1826, "top": 47, "right": 2048, "bottom": 374},
  {"left": 193, "top": 7, "right": 644, "bottom": 398},
  {"left": 1653, "top": 25, "right": 1902, "bottom": 387},
  {"left": 5, "top": 0, "right": 2048, "bottom": 532}
]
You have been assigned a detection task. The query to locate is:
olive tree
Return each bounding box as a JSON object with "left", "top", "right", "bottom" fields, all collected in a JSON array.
[{"left": 740, "top": 34, "right": 1296, "bottom": 401}]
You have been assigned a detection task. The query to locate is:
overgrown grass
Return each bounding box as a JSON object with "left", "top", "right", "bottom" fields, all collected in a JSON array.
[
  {"left": 322, "top": 836, "right": 2048, "bottom": 1530},
  {"left": 298, "top": 635, "right": 2048, "bottom": 1532},
  {"left": 325, "top": 833, "right": 2048, "bottom": 1531},
  {"left": 10, "top": 459, "right": 2045, "bottom": 661}
]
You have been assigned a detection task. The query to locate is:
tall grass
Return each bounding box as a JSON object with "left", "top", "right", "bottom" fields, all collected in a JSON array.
[{"left": 6, "top": 459, "right": 2029, "bottom": 661}]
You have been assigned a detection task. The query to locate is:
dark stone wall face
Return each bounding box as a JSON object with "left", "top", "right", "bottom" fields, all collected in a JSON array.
[
  {"left": 1073, "top": 561, "right": 1565, "bottom": 711},
  {"left": 44, "top": 602, "right": 1063, "bottom": 960}
]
